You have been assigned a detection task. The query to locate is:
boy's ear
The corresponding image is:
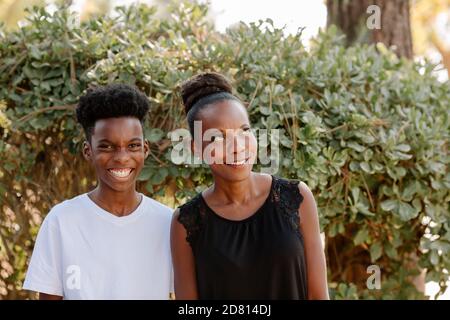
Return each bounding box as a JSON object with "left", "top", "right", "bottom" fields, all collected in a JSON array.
[
  {"left": 144, "top": 139, "right": 150, "bottom": 159},
  {"left": 82, "top": 141, "right": 92, "bottom": 161}
]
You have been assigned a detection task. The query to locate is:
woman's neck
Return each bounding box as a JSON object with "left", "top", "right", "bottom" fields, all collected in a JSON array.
[{"left": 209, "top": 172, "right": 262, "bottom": 205}]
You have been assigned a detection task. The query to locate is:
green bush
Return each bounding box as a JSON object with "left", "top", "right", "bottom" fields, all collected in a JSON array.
[{"left": 0, "top": 1, "right": 449, "bottom": 299}]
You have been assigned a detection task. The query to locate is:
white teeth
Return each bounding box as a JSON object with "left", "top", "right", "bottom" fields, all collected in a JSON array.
[
  {"left": 229, "top": 159, "right": 246, "bottom": 166},
  {"left": 108, "top": 169, "right": 132, "bottom": 178}
]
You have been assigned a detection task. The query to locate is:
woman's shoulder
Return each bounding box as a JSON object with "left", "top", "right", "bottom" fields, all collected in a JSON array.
[
  {"left": 175, "top": 193, "right": 206, "bottom": 244},
  {"left": 176, "top": 193, "right": 206, "bottom": 223},
  {"left": 272, "top": 175, "right": 302, "bottom": 197},
  {"left": 177, "top": 192, "right": 204, "bottom": 214},
  {"left": 271, "top": 175, "right": 305, "bottom": 216}
]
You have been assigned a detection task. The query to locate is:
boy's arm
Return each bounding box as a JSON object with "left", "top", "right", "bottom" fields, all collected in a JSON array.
[
  {"left": 22, "top": 212, "right": 64, "bottom": 299},
  {"left": 39, "top": 293, "right": 63, "bottom": 300}
]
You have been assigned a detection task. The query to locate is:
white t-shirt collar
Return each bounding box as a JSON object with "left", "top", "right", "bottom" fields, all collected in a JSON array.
[{"left": 81, "top": 193, "right": 147, "bottom": 225}]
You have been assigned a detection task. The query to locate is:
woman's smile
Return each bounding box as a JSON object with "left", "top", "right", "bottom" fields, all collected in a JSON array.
[{"left": 224, "top": 157, "right": 251, "bottom": 168}]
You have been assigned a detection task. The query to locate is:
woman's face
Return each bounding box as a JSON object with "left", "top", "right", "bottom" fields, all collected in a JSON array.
[{"left": 194, "top": 99, "right": 258, "bottom": 182}]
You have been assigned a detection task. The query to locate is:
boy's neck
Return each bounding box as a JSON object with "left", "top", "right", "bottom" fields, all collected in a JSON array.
[{"left": 88, "top": 185, "right": 142, "bottom": 217}]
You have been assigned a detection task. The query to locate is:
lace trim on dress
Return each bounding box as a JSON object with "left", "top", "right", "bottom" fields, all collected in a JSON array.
[
  {"left": 271, "top": 177, "right": 304, "bottom": 237},
  {"left": 177, "top": 194, "right": 206, "bottom": 246}
]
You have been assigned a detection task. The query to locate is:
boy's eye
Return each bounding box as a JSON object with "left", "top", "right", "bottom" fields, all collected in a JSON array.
[
  {"left": 129, "top": 143, "right": 141, "bottom": 150},
  {"left": 129, "top": 143, "right": 142, "bottom": 149},
  {"left": 98, "top": 145, "right": 113, "bottom": 150}
]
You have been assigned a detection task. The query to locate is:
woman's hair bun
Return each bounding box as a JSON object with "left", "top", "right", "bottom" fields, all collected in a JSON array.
[{"left": 180, "top": 72, "right": 233, "bottom": 114}]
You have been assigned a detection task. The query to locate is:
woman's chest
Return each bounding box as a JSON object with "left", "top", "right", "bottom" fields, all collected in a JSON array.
[{"left": 194, "top": 212, "right": 304, "bottom": 268}]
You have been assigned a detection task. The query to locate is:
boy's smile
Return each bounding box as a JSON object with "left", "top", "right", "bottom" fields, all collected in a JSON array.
[{"left": 107, "top": 168, "right": 134, "bottom": 179}]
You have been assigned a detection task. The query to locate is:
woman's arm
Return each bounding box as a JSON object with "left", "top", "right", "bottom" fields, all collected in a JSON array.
[
  {"left": 298, "top": 181, "right": 330, "bottom": 300},
  {"left": 170, "top": 208, "right": 199, "bottom": 300}
]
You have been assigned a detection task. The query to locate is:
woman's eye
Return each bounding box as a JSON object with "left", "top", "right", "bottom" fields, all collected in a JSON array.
[
  {"left": 129, "top": 143, "right": 141, "bottom": 148},
  {"left": 99, "top": 145, "right": 112, "bottom": 150}
]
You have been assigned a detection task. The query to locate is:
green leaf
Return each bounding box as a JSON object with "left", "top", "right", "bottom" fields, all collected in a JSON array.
[
  {"left": 360, "top": 162, "right": 371, "bottom": 173},
  {"left": 29, "top": 45, "right": 43, "bottom": 60},
  {"left": 280, "top": 134, "right": 293, "bottom": 148},
  {"left": 354, "top": 228, "right": 369, "bottom": 245},
  {"left": 145, "top": 128, "right": 165, "bottom": 143},
  {"left": 401, "top": 181, "right": 418, "bottom": 201},
  {"left": 3, "top": 162, "right": 15, "bottom": 173},
  {"left": 145, "top": 180, "right": 154, "bottom": 193},
  {"left": 329, "top": 222, "right": 338, "bottom": 237},
  {"left": 137, "top": 166, "right": 152, "bottom": 181},
  {"left": 394, "top": 144, "right": 411, "bottom": 152},
  {"left": 380, "top": 199, "right": 398, "bottom": 212},
  {"left": 351, "top": 187, "right": 360, "bottom": 203},
  {"left": 384, "top": 242, "right": 398, "bottom": 259},
  {"left": 150, "top": 167, "right": 168, "bottom": 184},
  {"left": 395, "top": 167, "right": 407, "bottom": 178},
  {"left": 430, "top": 250, "right": 439, "bottom": 266},
  {"left": 349, "top": 161, "right": 360, "bottom": 171},
  {"left": 370, "top": 242, "right": 383, "bottom": 262},
  {"left": 259, "top": 106, "right": 271, "bottom": 115},
  {"left": 363, "top": 149, "right": 373, "bottom": 162},
  {"left": 398, "top": 201, "right": 418, "bottom": 221},
  {"left": 348, "top": 141, "right": 366, "bottom": 153}
]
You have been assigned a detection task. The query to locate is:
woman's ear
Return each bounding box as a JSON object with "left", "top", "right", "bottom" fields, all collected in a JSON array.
[
  {"left": 82, "top": 141, "right": 92, "bottom": 161},
  {"left": 144, "top": 139, "right": 150, "bottom": 159}
]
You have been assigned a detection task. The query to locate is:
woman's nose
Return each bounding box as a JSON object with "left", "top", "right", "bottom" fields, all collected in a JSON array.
[{"left": 226, "top": 132, "right": 246, "bottom": 155}]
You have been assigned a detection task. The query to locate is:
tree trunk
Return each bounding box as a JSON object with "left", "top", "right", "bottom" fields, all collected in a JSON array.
[{"left": 326, "top": 0, "right": 413, "bottom": 59}]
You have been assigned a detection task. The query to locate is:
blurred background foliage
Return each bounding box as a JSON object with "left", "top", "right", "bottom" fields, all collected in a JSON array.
[
  {"left": 0, "top": 0, "right": 449, "bottom": 299},
  {"left": 412, "top": 0, "right": 450, "bottom": 76}
]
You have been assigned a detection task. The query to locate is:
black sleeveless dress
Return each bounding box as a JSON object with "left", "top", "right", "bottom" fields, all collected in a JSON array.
[{"left": 177, "top": 175, "right": 308, "bottom": 300}]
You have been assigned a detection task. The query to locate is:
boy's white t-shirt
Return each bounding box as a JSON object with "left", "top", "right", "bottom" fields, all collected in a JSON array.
[{"left": 23, "top": 193, "right": 174, "bottom": 300}]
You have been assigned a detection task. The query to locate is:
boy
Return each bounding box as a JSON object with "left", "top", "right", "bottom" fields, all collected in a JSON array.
[{"left": 23, "top": 84, "right": 173, "bottom": 299}]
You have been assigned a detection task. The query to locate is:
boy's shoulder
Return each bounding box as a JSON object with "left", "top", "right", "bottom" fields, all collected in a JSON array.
[
  {"left": 44, "top": 193, "right": 87, "bottom": 222},
  {"left": 142, "top": 195, "right": 174, "bottom": 220}
]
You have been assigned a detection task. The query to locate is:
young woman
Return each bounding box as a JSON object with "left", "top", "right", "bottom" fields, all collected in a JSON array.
[
  {"left": 171, "top": 72, "right": 329, "bottom": 300},
  {"left": 23, "top": 84, "right": 173, "bottom": 299}
]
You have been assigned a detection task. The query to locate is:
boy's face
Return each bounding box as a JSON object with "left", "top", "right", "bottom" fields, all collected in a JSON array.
[{"left": 83, "top": 117, "right": 149, "bottom": 193}]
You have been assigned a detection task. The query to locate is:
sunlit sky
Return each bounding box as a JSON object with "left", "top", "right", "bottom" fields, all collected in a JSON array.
[
  {"left": 67, "top": 0, "right": 449, "bottom": 299},
  {"left": 208, "top": 0, "right": 326, "bottom": 41}
]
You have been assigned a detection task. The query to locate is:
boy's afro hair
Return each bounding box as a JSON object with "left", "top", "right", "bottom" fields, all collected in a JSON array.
[{"left": 76, "top": 83, "right": 150, "bottom": 139}]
